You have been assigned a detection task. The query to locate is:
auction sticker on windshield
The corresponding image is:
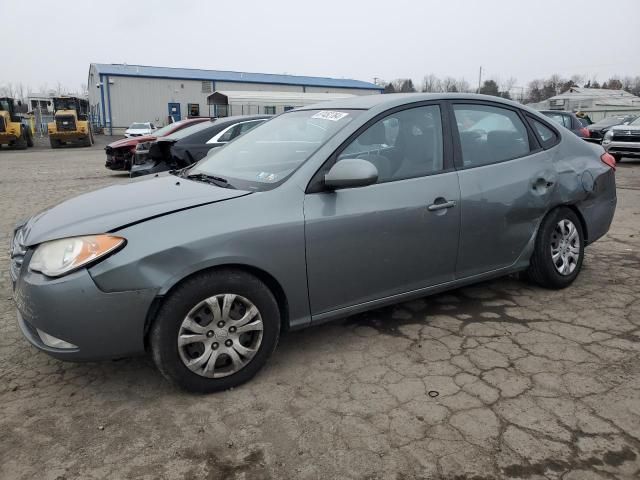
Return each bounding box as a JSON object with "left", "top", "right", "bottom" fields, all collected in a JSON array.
[{"left": 311, "top": 111, "right": 349, "bottom": 121}]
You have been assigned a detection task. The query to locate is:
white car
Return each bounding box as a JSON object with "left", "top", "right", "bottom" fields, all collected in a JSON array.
[{"left": 124, "top": 122, "right": 156, "bottom": 138}]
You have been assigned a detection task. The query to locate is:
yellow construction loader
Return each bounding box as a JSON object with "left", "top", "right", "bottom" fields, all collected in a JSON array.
[
  {"left": 48, "top": 96, "right": 94, "bottom": 148},
  {"left": 0, "top": 97, "right": 34, "bottom": 149}
]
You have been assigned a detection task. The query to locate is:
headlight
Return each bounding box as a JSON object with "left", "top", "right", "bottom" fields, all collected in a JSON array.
[
  {"left": 29, "top": 235, "right": 125, "bottom": 277},
  {"left": 603, "top": 130, "right": 614, "bottom": 144}
]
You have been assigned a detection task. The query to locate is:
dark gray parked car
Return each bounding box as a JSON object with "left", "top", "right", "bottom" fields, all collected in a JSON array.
[
  {"left": 11, "top": 94, "right": 617, "bottom": 392},
  {"left": 540, "top": 110, "right": 591, "bottom": 139}
]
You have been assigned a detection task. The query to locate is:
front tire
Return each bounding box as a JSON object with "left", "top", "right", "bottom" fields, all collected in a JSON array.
[
  {"left": 150, "top": 270, "right": 280, "bottom": 393},
  {"left": 527, "top": 207, "right": 584, "bottom": 289},
  {"left": 14, "top": 128, "right": 28, "bottom": 149}
]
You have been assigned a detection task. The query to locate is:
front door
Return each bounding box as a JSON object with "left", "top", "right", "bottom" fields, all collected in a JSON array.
[
  {"left": 450, "top": 101, "right": 556, "bottom": 278},
  {"left": 304, "top": 104, "right": 461, "bottom": 316},
  {"left": 168, "top": 103, "right": 181, "bottom": 123}
]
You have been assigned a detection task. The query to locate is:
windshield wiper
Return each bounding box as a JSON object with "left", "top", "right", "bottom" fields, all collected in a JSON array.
[{"left": 185, "top": 172, "right": 235, "bottom": 189}]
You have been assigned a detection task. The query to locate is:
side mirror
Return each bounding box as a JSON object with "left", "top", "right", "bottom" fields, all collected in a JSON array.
[{"left": 324, "top": 158, "right": 378, "bottom": 190}]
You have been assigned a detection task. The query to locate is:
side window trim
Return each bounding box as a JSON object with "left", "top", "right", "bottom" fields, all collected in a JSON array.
[
  {"left": 446, "top": 100, "right": 540, "bottom": 171},
  {"left": 525, "top": 114, "right": 561, "bottom": 150},
  {"left": 306, "top": 100, "right": 453, "bottom": 194}
]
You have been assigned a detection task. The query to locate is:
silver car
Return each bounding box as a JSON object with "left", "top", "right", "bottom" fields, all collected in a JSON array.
[
  {"left": 602, "top": 115, "right": 640, "bottom": 161},
  {"left": 11, "top": 94, "right": 617, "bottom": 392}
]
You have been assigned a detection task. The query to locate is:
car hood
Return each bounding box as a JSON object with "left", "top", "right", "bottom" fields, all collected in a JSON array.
[
  {"left": 610, "top": 124, "right": 640, "bottom": 132},
  {"left": 107, "top": 135, "right": 157, "bottom": 149},
  {"left": 21, "top": 175, "right": 251, "bottom": 246}
]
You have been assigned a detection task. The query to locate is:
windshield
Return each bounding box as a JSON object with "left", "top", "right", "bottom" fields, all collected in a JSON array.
[
  {"left": 592, "top": 117, "right": 626, "bottom": 127},
  {"left": 129, "top": 123, "right": 149, "bottom": 129},
  {"left": 152, "top": 122, "right": 187, "bottom": 137},
  {"left": 191, "top": 109, "right": 361, "bottom": 190},
  {"left": 0, "top": 99, "right": 10, "bottom": 112},
  {"left": 166, "top": 120, "right": 215, "bottom": 140}
]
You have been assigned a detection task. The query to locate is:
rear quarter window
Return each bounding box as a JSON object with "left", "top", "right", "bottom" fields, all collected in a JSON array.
[{"left": 528, "top": 116, "right": 559, "bottom": 149}]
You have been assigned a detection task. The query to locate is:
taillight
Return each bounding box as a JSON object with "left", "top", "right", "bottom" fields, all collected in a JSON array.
[
  {"left": 580, "top": 127, "right": 590, "bottom": 138},
  {"left": 601, "top": 153, "right": 616, "bottom": 170}
]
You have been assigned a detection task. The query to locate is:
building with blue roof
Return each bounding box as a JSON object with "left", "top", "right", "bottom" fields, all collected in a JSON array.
[{"left": 88, "top": 63, "right": 382, "bottom": 133}]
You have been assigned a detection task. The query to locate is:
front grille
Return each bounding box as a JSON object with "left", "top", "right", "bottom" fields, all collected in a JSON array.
[
  {"left": 0, "top": 116, "right": 5, "bottom": 133},
  {"left": 612, "top": 131, "right": 640, "bottom": 143},
  {"left": 56, "top": 115, "right": 76, "bottom": 132}
]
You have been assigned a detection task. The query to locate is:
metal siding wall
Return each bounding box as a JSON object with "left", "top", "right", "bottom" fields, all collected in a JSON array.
[
  {"left": 107, "top": 76, "right": 210, "bottom": 128},
  {"left": 214, "top": 81, "right": 304, "bottom": 92},
  {"left": 101, "top": 74, "right": 381, "bottom": 129}
]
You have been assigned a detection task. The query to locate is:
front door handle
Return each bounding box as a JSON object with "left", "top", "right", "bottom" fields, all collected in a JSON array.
[{"left": 427, "top": 199, "right": 457, "bottom": 211}]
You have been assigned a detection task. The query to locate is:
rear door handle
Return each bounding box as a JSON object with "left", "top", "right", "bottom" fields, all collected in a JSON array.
[{"left": 427, "top": 199, "right": 457, "bottom": 211}]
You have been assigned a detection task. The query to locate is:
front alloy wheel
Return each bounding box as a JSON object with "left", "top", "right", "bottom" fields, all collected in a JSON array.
[
  {"left": 178, "top": 294, "right": 264, "bottom": 378},
  {"left": 151, "top": 270, "right": 280, "bottom": 393}
]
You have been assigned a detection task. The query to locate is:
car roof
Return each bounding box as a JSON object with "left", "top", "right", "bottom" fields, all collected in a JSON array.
[
  {"left": 540, "top": 110, "right": 575, "bottom": 116},
  {"left": 212, "top": 114, "right": 271, "bottom": 126},
  {"left": 298, "top": 93, "right": 530, "bottom": 112}
]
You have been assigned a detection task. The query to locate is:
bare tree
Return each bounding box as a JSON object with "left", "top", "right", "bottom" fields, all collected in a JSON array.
[
  {"left": 441, "top": 77, "right": 459, "bottom": 92},
  {"left": 421, "top": 74, "right": 442, "bottom": 93},
  {"left": 500, "top": 77, "right": 517, "bottom": 94},
  {"left": 455, "top": 79, "right": 471, "bottom": 93},
  {"left": 570, "top": 74, "right": 585, "bottom": 87}
]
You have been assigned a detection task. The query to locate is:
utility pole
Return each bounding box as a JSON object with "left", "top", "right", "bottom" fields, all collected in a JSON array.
[{"left": 477, "top": 66, "right": 483, "bottom": 93}]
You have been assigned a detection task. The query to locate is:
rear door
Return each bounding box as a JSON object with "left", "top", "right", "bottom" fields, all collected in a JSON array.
[
  {"left": 304, "top": 103, "right": 461, "bottom": 316},
  {"left": 450, "top": 101, "right": 556, "bottom": 278}
]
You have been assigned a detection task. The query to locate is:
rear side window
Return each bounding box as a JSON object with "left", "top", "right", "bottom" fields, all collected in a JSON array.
[
  {"left": 528, "top": 118, "right": 558, "bottom": 149},
  {"left": 453, "top": 104, "right": 531, "bottom": 168}
]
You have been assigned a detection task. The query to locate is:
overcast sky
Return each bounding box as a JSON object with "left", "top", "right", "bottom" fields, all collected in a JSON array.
[{"left": 3, "top": 0, "right": 639, "bottom": 94}]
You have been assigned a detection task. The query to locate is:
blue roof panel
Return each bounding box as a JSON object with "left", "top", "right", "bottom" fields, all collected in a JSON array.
[{"left": 92, "top": 63, "right": 382, "bottom": 91}]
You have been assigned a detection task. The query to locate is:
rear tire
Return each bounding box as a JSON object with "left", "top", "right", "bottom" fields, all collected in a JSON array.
[
  {"left": 150, "top": 269, "right": 281, "bottom": 393},
  {"left": 26, "top": 129, "right": 34, "bottom": 148},
  {"left": 49, "top": 138, "right": 61, "bottom": 149},
  {"left": 526, "top": 207, "right": 584, "bottom": 289}
]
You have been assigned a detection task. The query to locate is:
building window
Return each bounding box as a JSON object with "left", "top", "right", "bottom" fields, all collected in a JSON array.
[
  {"left": 264, "top": 106, "right": 276, "bottom": 115},
  {"left": 188, "top": 103, "right": 200, "bottom": 117},
  {"left": 284, "top": 106, "right": 295, "bottom": 111},
  {"left": 201, "top": 81, "right": 212, "bottom": 93}
]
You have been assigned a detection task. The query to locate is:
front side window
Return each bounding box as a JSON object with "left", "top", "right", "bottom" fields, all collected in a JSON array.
[
  {"left": 454, "top": 104, "right": 530, "bottom": 167},
  {"left": 264, "top": 106, "right": 276, "bottom": 115},
  {"left": 193, "top": 109, "right": 361, "bottom": 190},
  {"left": 337, "top": 105, "right": 443, "bottom": 183}
]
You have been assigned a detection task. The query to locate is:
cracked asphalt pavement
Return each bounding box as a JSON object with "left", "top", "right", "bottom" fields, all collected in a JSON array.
[{"left": 1, "top": 138, "right": 639, "bottom": 479}]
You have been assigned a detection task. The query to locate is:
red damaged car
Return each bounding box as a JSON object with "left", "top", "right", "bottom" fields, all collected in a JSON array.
[{"left": 105, "top": 117, "right": 209, "bottom": 171}]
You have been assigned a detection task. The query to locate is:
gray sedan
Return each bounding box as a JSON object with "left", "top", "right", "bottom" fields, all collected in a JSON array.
[{"left": 11, "top": 94, "right": 617, "bottom": 393}]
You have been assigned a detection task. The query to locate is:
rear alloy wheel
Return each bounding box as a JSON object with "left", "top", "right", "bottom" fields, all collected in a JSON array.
[
  {"left": 151, "top": 270, "right": 280, "bottom": 393},
  {"left": 526, "top": 207, "right": 584, "bottom": 289}
]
